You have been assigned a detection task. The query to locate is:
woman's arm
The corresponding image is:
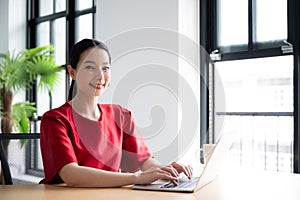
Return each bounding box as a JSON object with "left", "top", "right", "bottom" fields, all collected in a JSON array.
[{"left": 59, "top": 162, "right": 178, "bottom": 187}]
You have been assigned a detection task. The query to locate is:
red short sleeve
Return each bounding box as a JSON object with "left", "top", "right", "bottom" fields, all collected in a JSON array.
[{"left": 40, "top": 110, "right": 77, "bottom": 183}]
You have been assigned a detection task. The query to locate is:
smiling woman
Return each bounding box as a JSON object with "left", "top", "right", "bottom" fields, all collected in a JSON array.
[
  {"left": 68, "top": 47, "right": 111, "bottom": 99},
  {"left": 66, "top": 39, "right": 112, "bottom": 101},
  {"left": 39, "top": 39, "right": 193, "bottom": 188}
]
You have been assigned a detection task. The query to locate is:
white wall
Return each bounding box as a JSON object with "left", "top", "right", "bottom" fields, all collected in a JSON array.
[
  {"left": 178, "top": 0, "right": 201, "bottom": 169},
  {"left": 8, "top": 0, "right": 27, "bottom": 53},
  {"left": 0, "top": 0, "right": 26, "bottom": 53},
  {"left": 96, "top": 0, "right": 179, "bottom": 40},
  {"left": 8, "top": 0, "right": 27, "bottom": 106},
  {"left": 0, "top": 0, "right": 27, "bottom": 105},
  {"left": 96, "top": 0, "right": 200, "bottom": 166},
  {"left": 0, "top": 0, "right": 9, "bottom": 53}
]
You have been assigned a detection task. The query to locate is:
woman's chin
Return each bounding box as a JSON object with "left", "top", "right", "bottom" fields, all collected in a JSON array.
[{"left": 94, "top": 89, "right": 107, "bottom": 97}]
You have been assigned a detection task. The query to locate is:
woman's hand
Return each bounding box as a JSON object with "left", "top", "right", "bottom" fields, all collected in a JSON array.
[
  {"left": 138, "top": 158, "right": 193, "bottom": 185},
  {"left": 171, "top": 161, "right": 193, "bottom": 179},
  {"left": 134, "top": 166, "right": 179, "bottom": 185}
]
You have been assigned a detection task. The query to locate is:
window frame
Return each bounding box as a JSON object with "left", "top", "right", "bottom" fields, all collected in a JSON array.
[
  {"left": 25, "top": 0, "right": 96, "bottom": 177},
  {"left": 200, "top": 0, "right": 300, "bottom": 173}
]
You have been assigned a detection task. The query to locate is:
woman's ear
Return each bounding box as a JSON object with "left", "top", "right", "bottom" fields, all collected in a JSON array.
[{"left": 67, "top": 65, "right": 76, "bottom": 80}]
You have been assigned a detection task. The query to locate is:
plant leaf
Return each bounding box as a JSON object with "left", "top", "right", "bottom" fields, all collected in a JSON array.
[
  {"left": 12, "top": 101, "right": 36, "bottom": 133},
  {"left": 0, "top": 51, "right": 30, "bottom": 92}
]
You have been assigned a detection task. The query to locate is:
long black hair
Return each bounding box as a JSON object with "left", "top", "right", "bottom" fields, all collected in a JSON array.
[{"left": 67, "top": 39, "right": 111, "bottom": 100}]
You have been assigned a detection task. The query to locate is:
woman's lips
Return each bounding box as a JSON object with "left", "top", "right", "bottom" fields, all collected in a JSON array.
[{"left": 89, "top": 83, "right": 105, "bottom": 90}]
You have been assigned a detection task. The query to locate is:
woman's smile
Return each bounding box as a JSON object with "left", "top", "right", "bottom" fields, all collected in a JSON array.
[{"left": 89, "top": 83, "right": 105, "bottom": 90}]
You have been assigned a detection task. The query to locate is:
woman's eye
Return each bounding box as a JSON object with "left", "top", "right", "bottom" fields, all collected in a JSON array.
[
  {"left": 86, "top": 65, "right": 94, "bottom": 70},
  {"left": 102, "top": 66, "right": 110, "bottom": 71}
]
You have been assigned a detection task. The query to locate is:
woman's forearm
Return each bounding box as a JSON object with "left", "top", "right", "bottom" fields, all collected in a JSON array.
[
  {"left": 59, "top": 160, "right": 181, "bottom": 188},
  {"left": 59, "top": 163, "right": 136, "bottom": 188}
]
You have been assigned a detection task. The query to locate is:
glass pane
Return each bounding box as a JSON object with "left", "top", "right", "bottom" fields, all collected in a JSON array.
[
  {"left": 215, "top": 56, "right": 293, "bottom": 112},
  {"left": 37, "top": 75, "right": 65, "bottom": 115},
  {"left": 75, "top": 14, "right": 93, "bottom": 42},
  {"left": 222, "top": 115, "right": 293, "bottom": 172},
  {"left": 37, "top": 22, "right": 50, "bottom": 116},
  {"left": 37, "top": 22, "right": 50, "bottom": 46},
  {"left": 53, "top": 17, "right": 66, "bottom": 65},
  {"left": 37, "top": 140, "right": 43, "bottom": 169},
  {"left": 53, "top": 18, "right": 67, "bottom": 108},
  {"left": 37, "top": 78, "right": 50, "bottom": 116},
  {"left": 55, "top": 0, "right": 66, "bottom": 12},
  {"left": 256, "top": 0, "right": 287, "bottom": 42},
  {"left": 75, "top": 0, "right": 93, "bottom": 11},
  {"left": 52, "top": 70, "right": 66, "bottom": 108},
  {"left": 8, "top": 140, "right": 42, "bottom": 183},
  {"left": 39, "top": 0, "right": 53, "bottom": 16},
  {"left": 218, "top": 0, "right": 248, "bottom": 46}
]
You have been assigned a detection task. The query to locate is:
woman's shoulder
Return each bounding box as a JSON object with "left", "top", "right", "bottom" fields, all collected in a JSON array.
[
  {"left": 42, "top": 101, "right": 72, "bottom": 119},
  {"left": 99, "top": 104, "right": 133, "bottom": 128},
  {"left": 100, "top": 104, "right": 131, "bottom": 114},
  {"left": 99, "top": 104, "right": 133, "bottom": 122}
]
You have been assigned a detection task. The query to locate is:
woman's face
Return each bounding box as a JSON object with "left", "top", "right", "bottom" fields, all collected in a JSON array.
[{"left": 72, "top": 47, "right": 111, "bottom": 98}]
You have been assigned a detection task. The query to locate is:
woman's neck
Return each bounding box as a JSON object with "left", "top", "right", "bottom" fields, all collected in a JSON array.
[{"left": 69, "top": 96, "right": 101, "bottom": 121}]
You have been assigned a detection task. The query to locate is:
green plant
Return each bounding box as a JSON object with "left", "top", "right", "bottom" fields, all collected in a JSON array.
[
  {"left": 0, "top": 46, "right": 63, "bottom": 184},
  {"left": 0, "top": 45, "right": 62, "bottom": 136}
]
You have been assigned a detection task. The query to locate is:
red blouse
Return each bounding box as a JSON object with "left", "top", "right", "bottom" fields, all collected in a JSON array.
[{"left": 39, "top": 102, "right": 151, "bottom": 184}]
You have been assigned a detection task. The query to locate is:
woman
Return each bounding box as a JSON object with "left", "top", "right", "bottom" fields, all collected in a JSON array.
[{"left": 40, "top": 39, "right": 192, "bottom": 187}]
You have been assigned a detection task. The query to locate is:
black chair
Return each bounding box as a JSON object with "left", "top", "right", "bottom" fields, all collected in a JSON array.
[{"left": 0, "top": 133, "right": 40, "bottom": 185}]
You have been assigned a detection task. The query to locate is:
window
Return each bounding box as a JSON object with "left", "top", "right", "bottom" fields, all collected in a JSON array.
[
  {"left": 215, "top": 56, "right": 293, "bottom": 172},
  {"left": 25, "top": 0, "right": 96, "bottom": 179},
  {"left": 200, "top": 0, "right": 300, "bottom": 173}
]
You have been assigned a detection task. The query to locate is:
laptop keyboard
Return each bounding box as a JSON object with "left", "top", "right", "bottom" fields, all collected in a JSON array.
[{"left": 160, "top": 176, "right": 200, "bottom": 189}]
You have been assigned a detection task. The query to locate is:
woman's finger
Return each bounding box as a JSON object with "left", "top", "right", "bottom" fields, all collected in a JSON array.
[
  {"left": 171, "top": 162, "right": 193, "bottom": 179},
  {"left": 183, "top": 165, "right": 193, "bottom": 178},
  {"left": 161, "top": 165, "right": 179, "bottom": 177}
]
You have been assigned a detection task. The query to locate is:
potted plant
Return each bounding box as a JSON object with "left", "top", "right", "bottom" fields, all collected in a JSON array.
[{"left": 0, "top": 45, "right": 62, "bottom": 155}]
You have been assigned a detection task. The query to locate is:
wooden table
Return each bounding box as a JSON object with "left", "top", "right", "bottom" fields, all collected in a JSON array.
[{"left": 1, "top": 168, "right": 300, "bottom": 200}]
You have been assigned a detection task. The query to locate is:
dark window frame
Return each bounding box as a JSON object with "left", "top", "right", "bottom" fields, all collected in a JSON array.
[
  {"left": 200, "top": 0, "right": 300, "bottom": 173},
  {"left": 25, "top": 0, "right": 96, "bottom": 177}
]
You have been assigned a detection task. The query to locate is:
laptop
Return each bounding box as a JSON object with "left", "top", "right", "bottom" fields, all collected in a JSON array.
[{"left": 132, "top": 131, "right": 235, "bottom": 193}]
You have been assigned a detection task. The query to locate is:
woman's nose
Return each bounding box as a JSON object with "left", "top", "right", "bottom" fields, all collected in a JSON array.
[{"left": 95, "top": 68, "right": 105, "bottom": 80}]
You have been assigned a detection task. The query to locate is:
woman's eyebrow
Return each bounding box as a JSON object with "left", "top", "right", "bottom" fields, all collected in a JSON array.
[
  {"left": 84, "top": 60, "right": 96, "bottom": 64},
  {"left": 83, "top": 60, "right": 109, "bottom": 65}
]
